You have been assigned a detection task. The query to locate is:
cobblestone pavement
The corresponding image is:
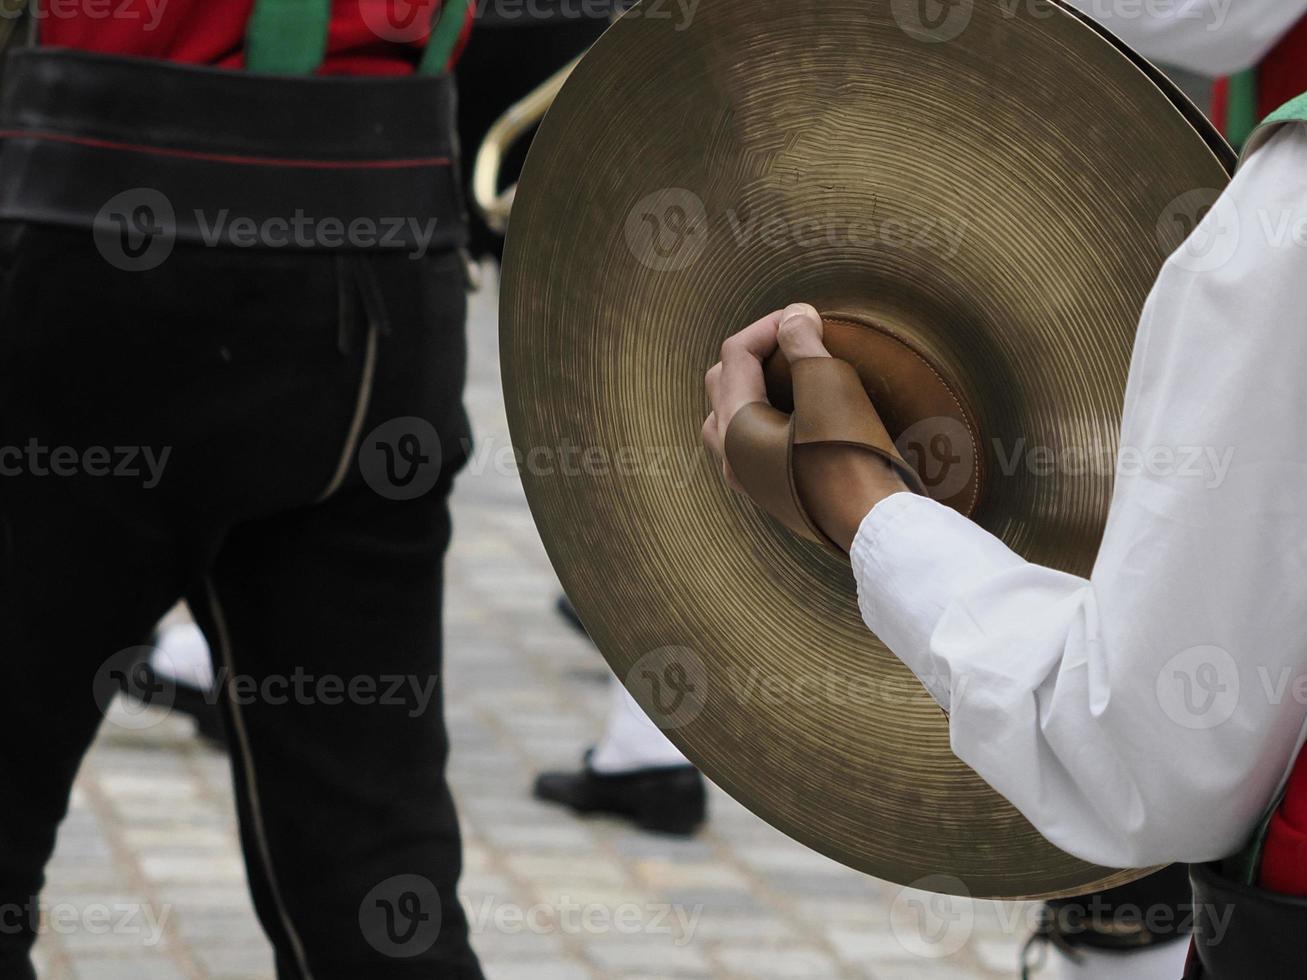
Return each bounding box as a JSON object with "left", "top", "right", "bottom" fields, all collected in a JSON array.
[{"left": 34, "top": 265, "right": 1037, "bottom": 980}]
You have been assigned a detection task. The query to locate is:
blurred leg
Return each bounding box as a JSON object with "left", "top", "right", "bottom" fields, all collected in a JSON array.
[{"left": 591, "top": 677, "right": 691, "bottom": 773}]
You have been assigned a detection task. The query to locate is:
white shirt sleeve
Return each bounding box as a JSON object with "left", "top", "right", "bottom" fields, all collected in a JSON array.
[
  {"left": 1062, "top": 0, "right": 1307, "bottom": 76},
  {"left": 850, "top": 124, "right": 1307, "bottom": 870}
]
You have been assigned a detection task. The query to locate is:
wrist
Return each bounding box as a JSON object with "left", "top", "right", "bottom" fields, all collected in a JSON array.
[{"left": 794, "top": 444, "right": 911, "bottom": 552}]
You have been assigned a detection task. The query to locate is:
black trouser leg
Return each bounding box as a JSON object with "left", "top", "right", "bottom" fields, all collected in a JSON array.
[
  {"left": 0, "top": 226, "right": 478, "bottom": 978},
  {"left": 0, "top": 421, "right": 185, "bottom": 978},
  {"left": 187, "top": 476, "right": 479, "bottom": 979}
]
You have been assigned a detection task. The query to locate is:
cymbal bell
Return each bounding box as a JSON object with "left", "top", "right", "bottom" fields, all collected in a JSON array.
[{"left": 500, "top": 0, "right": 1233, "bottom": 898}]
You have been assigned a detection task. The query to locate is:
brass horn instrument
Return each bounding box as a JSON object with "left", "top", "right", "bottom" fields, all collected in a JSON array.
[{"left": 471, "top": 56, "right": 580, "bottom": 234}]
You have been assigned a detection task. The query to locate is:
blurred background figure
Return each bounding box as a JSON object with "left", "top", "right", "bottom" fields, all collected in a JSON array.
[
  {"left": 455, "top": 0, "right": 618, "bottom": 260},
  {"left": 533, "top": 598, "right": 706, "bottom": 835}
]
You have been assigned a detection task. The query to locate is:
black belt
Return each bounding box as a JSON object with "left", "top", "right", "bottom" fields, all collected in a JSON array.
[
  {"left": 1185, "top": 862, "right": 1307, "bottom": 978},
  {"left": 0, "top": 47, "right": 467, "bottom": 251}
]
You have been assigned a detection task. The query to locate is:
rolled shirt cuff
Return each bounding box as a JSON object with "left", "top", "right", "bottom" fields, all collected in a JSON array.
[{"left": 849, "top": 491, "right": 1027, "bottom": 712}]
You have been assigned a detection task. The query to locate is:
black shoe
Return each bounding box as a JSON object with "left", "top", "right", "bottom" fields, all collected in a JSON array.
[
  {"left": 150, "top": 664, "right": 228, "bottom": 748},
  {"left": 533, "top": 752, "right": 707, "bottom": 836},
  {"left": 125, "top": 645, "right": 228, "bottom": 749}
]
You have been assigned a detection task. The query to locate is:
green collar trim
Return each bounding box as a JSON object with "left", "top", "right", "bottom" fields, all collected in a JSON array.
[{"left": 1240, "top": 91, "right": 1307, "bottom": 168}]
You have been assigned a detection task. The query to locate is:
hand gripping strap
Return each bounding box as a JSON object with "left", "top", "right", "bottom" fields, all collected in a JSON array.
[{"left": 725, "top": 357, "right": 926, "bottom": 553}]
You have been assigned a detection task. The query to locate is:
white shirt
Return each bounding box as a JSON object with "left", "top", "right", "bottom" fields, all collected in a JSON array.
[
  {"left": 1063, "top": 0, "right": 1307, "bottom": 75},
  {"left": 852, "top": 123, "right": 1307, "bottom": 869}
]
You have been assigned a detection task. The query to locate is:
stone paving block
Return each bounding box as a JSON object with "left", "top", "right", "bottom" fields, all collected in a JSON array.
[
  {"left": 714, "top": 944, "right": 844, "bottom": 978},
  {"left": 974, "top": 934, "right": 1026, "bottom": 974},
  {"left": 70, "top": 955, "right": 190, "bottom": 980},
  {"left": 584, "top": 936, "right": 713, "bottom": 976},
  {"left": 480, "top": 959, "right": 594, "bottom": 980},
  {"left": 172, "top": 906, "right": 266, "bottom": 945},
  {"left": 192, "top": 942, "right": 277, "bottom": 979}
]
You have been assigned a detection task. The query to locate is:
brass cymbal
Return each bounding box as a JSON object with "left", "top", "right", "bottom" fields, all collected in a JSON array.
[{"left": 500, "top": 0, "right": 1233, "bottom": 899}]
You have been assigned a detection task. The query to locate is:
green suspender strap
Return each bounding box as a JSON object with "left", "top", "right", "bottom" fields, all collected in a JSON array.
[
  {"left": 1240, "top": 91, "right": 1307, "bottom": 168},
  {"left": 420, "top": 0, "right": 473, "bottom": 75},
  {"left": 1223, "top": 69, "right": 1260, "bottom": 154},
  {"left": 245, "top": 0, "right": 472, "bottom": 76}
]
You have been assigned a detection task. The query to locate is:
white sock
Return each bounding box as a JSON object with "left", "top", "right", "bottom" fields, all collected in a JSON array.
[
  {"left": 589, "top": 677, "right": 692, "bottom": 774},
  {"left": 150, "top": 623, "right": 215, "bottom": 692}
]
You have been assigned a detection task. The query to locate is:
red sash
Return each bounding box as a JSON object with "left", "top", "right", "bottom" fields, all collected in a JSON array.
[
  {"left": 1260, "top": 751, "right": 1307, "bottom": 895},
  {"left": 1212, "top": 14, "right": 1307, "bottom": 141},
  {"left": 39, "top": 0, "right": 474, "bottom": 75}
]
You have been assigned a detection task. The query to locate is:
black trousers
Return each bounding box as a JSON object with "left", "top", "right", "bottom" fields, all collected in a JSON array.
[{"left": 0, "top": 224, "right": 482, "bottom": 979}]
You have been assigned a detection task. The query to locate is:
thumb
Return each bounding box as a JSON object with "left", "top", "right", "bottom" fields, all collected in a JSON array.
[{"left": 776, "top": 303, "right": 830, "bottom": 362}]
